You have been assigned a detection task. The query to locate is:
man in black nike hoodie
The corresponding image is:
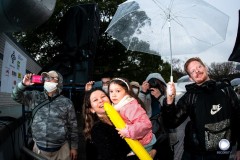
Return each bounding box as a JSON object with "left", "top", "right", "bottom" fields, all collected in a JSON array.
[{"left": 162, "top": 57, "right": 240, "bottom": 160}]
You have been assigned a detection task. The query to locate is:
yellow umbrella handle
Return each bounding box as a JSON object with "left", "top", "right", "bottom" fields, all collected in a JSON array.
[{"left": 104, "top": 102, "right": 153, "bottom": 160}]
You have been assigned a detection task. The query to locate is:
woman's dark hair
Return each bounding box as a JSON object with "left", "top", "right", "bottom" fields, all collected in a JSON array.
[
  {"left": 148, "top": 78, "right": 167, "bottom": 95},
  {"left": 82, "top": 88, "right": 106, "bottom": 140}
]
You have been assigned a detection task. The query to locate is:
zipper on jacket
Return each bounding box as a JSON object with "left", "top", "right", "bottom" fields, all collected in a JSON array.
[
  {"left": 205, "top": 126, "right": 230, "bottom": 134},
  {"left": 206, "top": 130, "right": 210, "bottom": 141}
]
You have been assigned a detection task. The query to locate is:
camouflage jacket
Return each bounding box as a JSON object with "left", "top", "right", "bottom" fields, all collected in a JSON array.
[{"left": 11, "top": 82, "right": 79, "bottom": 149}]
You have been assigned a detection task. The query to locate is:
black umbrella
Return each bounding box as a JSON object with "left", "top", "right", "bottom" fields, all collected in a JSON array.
[{"left": 228, "top": 10, "right": 240, "bottom": 62}]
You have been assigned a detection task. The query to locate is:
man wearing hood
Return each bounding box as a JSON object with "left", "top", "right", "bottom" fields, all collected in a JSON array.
[
  {"left": 11, "top": 71, "right": 79, "bottom": 160},
  {"left": 139, "top": 73, "right": 174, "bottom": 160}
]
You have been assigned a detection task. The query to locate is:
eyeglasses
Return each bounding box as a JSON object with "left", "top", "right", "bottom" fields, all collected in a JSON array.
[{"left": 44, "top": 77, "right": 58, "bottom": 81}]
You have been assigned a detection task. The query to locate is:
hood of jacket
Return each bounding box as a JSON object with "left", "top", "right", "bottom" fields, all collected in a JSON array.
[
  {"left": 146, "top": 73, "right": 166, "bottom": 86},
  {"left": 185, "top": 79, "right": 231, "bottom": 94}
]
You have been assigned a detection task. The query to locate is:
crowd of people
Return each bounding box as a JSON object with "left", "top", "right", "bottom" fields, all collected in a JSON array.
[{"left": 11, "top": 57, "right": 240, "bottom": 160}]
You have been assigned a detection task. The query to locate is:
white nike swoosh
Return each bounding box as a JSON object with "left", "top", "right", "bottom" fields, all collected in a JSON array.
[{"left": 210, "top": 107, "right": 222, "bottom": 115}]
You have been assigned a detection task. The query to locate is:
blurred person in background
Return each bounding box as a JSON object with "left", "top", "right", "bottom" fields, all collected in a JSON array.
[
  {"left": 85, "top": 72, "right": 112, "bottom": 93},
  {"left": 130, "top": 81, "right": 140, "bottom": 96},
  {"left": 139, "top": 73, "right": 175, "bottom": 160}
]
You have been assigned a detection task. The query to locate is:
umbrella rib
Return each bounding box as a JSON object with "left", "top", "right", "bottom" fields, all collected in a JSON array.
[
  {"left": 192, "top": 37, "right": 214, "bottom": 46},
  {"left": 156, "top": 0, "right": 199, "bottom": 27},
  {"left": 168, "top": 0, "right": 175, "bottom": 13},
  {"left": 170, "top": 17, "right": 215, "bottom": 49},
  {"left": 152, "top": 0, "right": 171, "bottom": 29},
  {"left": 154, "top": 0, "right": 170, "bottom": 19},
  {"left": 106, "top": 2, "right": 140, "bottom": 32},
  {"left": 106, "top": 11, "right": 136, "bottom": 32},
  {"left": 171, "top": 4, "right": 199, "bottom": 21},
  {"left": 168, "top": 4, "right": 217, "bottom": 47}
]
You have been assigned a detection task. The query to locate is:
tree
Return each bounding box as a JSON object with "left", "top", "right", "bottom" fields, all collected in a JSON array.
[
  {"left": 171, "top": 58, "right": 186, "bottom": 79},
  {"left": 208, "top": 61, "right": 236, "bottom": 80},
  {"left": 114, "top": 52, "right": 171, "bottom": 83},
  {"left": 12, "top": 0, "right": 83, "bottom": 65},
  {"left": 12, "top": 0, "right": 170, "bottom": 81}
]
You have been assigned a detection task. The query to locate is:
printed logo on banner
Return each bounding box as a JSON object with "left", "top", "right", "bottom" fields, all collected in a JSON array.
[
  {"left": 17, "top": 61, "right": 20, "bottom": 70},
  {"left": 12, "top": 70, "right": 17, "bottom": 77},
  {"left": 5, "top": 67, "right": 10, "bottom": 76},
  {"left": 1, "top": 41, "right": 27, "bottom": 93},
  {"left": 11, "top": 51, "right": 16, "bottom": 63},
  {"left": 18, "top": 73, "right": 22, "bottom": 79}
]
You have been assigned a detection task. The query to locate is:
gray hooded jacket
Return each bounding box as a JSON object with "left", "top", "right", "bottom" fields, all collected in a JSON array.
[{"left": 139, "top": 73, "right": 166, "bottom": 117}]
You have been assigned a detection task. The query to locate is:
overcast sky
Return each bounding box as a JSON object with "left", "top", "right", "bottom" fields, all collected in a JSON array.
[{"left": 168, "top": 0, "right": 240, "bottom": 65}]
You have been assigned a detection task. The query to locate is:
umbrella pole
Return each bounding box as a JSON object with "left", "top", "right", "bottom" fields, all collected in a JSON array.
[{"left": 168, "top": 19, "right": 173, "bottom": 82}]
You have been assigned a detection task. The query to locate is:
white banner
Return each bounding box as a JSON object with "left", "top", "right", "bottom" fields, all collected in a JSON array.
[{"left": 1, "top": 41, "right": 27, "bottom": 93}]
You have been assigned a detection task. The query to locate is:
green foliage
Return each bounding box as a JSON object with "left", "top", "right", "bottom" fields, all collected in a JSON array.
[
  {"left": 12, "top": 0, "right": 172, "bottom": 82},
  {"left": 13, "top": 0, "right": 85, "bottom": 65}
]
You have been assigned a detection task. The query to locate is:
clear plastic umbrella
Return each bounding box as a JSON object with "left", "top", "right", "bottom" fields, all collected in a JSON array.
[{"left": 106, "top": 0, "right": 229, "bottom": 81}]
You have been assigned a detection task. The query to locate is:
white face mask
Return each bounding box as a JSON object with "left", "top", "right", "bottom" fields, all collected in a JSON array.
[
  {"left": 132, "top": 88, "right": 139, "bottom": 95},
  {"left": 44, "top": 82, "right": 58, "bottom": 92},
  {"left": 102, "top": 85, "right": 108, "bottom": 93}
]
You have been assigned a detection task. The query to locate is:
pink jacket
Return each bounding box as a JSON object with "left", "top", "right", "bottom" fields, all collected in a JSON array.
[{"left": 115, "top": 97, "right": 153, "bottom": 145}]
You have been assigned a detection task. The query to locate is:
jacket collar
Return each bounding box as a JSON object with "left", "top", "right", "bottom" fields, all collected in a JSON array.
[{"left": 186, "top": 80, "right": 216, "bottom": 93}]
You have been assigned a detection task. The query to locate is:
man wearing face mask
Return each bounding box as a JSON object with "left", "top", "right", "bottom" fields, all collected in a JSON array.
[
  {"left": 85, "top": 72, "right": 112, "bottom": 93},
  {"left": 11, "top": 71, "right": 79, "bottom": 160}
]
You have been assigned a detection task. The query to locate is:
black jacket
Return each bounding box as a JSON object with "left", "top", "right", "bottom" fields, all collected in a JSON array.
[
  {"left": 89, "top": 121, "right": 137, "bottom": 160},
  {"left": 162, "top": 80, "right": 240, "bottom": 153}
]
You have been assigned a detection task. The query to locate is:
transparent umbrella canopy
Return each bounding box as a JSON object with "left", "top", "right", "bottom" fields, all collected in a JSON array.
[{"left": 106, "top": 0, "right": 229, "bottom": 81}]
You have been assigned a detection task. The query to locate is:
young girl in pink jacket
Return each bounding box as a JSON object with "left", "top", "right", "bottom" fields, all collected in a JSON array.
[{"left": 108, "top": 78, "right": 156, "bottom": 154}]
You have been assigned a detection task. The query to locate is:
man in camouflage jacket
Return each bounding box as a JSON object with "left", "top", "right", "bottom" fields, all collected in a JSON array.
[{"left": 11, "top": 71, "right": 79, "bottom": 160}]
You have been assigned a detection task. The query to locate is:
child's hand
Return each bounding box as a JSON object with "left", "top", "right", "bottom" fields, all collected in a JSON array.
[{"left": 116, "top": 127, "right": 129, "bottom": 138}]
